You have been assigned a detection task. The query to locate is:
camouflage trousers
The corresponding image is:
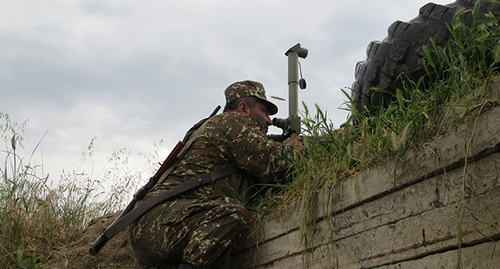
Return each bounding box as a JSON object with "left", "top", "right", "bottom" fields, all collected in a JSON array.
[{"left": 128, "top": 196, "right": 250, "bottom": 269}]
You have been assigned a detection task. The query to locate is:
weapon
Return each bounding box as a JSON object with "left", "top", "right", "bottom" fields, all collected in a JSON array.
[
  {"left": 89, "top": 105, "right": 221, "bottom": 256},
  {"left": 272, "top": 43, "right": 308, "bottom": 139},
  {"left": 89, "top": 141, "right": 184, "bottom": 256}
]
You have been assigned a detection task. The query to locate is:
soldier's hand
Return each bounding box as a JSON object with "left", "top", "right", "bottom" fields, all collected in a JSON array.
[{"left": 283, "top": 136, "right": 303, "bottom": 152}]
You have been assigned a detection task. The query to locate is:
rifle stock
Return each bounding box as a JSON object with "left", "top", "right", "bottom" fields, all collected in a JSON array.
[
  {"left": 89, "top": 105, "right": 222, "bottom": 256},
  {"left": 89, "top": 140, "right": 184, "bottom": 256},
  {"left": 133, "top": 141, "right": 185, "bottom": 200}
]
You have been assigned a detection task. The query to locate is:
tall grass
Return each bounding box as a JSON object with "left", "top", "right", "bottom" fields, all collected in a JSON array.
[
  {"left": 0, "top": 113, "right": 158, "bottom": 268},
  {"left": 257, "top": 1, "right": 500, "bottom": 233},
  {"left": 250, "top": 5, "right": 500, "bottom": 266},
  {"left": 0, "top": 3, "right": 499, "bottom": 269}
]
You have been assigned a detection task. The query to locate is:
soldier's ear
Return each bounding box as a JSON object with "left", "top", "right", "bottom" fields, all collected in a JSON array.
[{"left": 236, "top": 101, "right": 251, "bottom": 116}]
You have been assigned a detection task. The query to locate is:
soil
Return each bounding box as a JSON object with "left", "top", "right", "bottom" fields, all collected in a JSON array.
[{"left": 45, "top": 211, "right": 139, "bottom": 269}]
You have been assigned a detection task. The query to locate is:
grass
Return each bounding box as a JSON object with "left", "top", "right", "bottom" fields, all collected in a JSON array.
[
  {"left": 251, "top": 2, "right": 500, "bottom": 258},
  {"left": 0, "top": 113, "right": 159, "bottom": 268},
  {"left": 0, "top": 3, "right": 499, "bottom": 269}
]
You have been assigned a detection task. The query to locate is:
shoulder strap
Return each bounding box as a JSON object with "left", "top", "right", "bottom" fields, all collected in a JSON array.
[
  {"left": 157, "top": 104, "right": 221, "bottom": 184},
  {"left": 133, "top": 106, "right": 221, "bottom": 201},
  {"left": 89, "top": 106, "right": 241, "bottom": 256},
  {"left": 90, "top": 163, "right": 239, "bottom": 256},
  {"left": 157, "top": 118, "right": 211, "bottom": 184}
]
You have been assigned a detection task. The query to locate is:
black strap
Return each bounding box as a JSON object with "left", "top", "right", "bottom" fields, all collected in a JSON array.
[{"left": 92, "top": 164, "right": 239, "bottom": 252}]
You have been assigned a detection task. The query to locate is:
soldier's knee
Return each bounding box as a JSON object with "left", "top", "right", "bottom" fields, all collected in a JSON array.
[
  {"left": 231, "top": 206, "right": 250, "bottom": 228},
  {"left": 222, "top": 200, "right": 251, "bottom": 226}
]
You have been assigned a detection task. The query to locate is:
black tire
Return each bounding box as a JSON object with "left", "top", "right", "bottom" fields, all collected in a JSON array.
[{"left": 351, "top": 0, "right": 500, "bottom": 116}]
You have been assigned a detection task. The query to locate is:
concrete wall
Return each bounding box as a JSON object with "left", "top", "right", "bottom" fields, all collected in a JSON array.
[{"left": 231, "top": 105, "right": 500, "bottom": 268}]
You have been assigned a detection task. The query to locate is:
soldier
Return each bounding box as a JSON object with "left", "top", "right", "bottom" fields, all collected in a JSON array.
[{"left": 129, "top": 80, "right": 303, "bottom": 269}]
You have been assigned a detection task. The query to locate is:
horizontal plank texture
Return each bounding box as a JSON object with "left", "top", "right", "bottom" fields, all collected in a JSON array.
[{"left": 230, "top": 105, "right": 500, "bottom": 268}]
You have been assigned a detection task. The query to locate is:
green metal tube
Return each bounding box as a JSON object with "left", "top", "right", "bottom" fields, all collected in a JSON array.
[{"left": 285, "top": 43, "right": 308, "bottom": 136}]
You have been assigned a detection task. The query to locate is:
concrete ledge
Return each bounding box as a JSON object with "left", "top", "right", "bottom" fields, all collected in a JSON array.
[{"left": 232, "top": 105, "right": 500, "bottom": 268}]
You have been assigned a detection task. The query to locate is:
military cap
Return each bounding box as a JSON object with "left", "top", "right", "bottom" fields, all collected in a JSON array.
[{"left": 224, "top": 80, "right": 278, "bottom": 115}]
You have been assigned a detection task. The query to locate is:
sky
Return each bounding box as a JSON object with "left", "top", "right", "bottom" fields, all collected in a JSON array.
[{"left": 1, "top": 0, "right": 450, "bottom": 187}]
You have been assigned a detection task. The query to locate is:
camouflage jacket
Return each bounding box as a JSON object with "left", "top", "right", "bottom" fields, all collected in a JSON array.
[{"left": 146, "top": 111, "right": 296, "bottom": 204}]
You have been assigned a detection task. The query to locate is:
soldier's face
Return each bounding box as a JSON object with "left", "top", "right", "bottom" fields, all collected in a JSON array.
[{"left": 248, "top": 101, "right": 273, "bottom": 134}]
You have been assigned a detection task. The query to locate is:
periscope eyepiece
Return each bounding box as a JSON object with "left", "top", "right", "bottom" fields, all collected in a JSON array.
[{"left": 273, "top": 118, "right": 289, "bottom": 130}]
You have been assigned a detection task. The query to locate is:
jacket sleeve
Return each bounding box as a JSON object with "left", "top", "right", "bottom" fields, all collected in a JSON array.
[{"left": 206, "top": 112, "right": 296, "bottom": 181}]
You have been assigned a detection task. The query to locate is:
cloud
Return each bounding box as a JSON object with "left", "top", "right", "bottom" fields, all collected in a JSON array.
[{"left": 1, "top": 0, "right": 450, "bottom": 184}]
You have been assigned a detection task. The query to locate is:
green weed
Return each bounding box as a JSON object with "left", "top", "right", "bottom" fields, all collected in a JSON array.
[
  {"left": 253, "top": 5, "right": 500, "bottom": 265},
  {"left": 1, "top": 3, "right": 499, "bottom": 269},
  {"left": 0, "top": 112, "right": 158, "bottom": 268}
]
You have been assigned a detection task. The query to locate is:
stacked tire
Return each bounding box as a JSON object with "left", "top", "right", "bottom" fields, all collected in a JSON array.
[{"left": 351, "top": 0, "right": 500, "bottom": 116}]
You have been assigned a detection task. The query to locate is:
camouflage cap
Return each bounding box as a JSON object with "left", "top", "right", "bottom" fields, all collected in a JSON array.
[{"left": 224, "top": 80, "right": 278, "bottom": 115}]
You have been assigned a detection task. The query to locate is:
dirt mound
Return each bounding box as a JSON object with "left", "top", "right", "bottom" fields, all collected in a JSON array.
[{"left": 46, "top": 211, "right": 139, "bottom": 269}]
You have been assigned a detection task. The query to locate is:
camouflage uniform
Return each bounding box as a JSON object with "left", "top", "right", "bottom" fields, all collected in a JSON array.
[{"left": 129, "top": 81, "right": 296, "bottom": 269}]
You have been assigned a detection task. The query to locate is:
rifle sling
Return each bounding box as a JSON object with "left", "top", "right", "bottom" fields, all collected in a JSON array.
[{"left": 99, "top": 164, "right": 239, "bottom": 241}]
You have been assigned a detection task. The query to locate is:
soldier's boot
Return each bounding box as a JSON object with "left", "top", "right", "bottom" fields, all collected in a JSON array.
[{"left": 177, "top": 263, "right": 197, "bottom": 269}]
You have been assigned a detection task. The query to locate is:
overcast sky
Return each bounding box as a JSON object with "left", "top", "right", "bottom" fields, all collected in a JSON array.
[{"left": 1, "top": 0, "right": 450, "bottom": 186}]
